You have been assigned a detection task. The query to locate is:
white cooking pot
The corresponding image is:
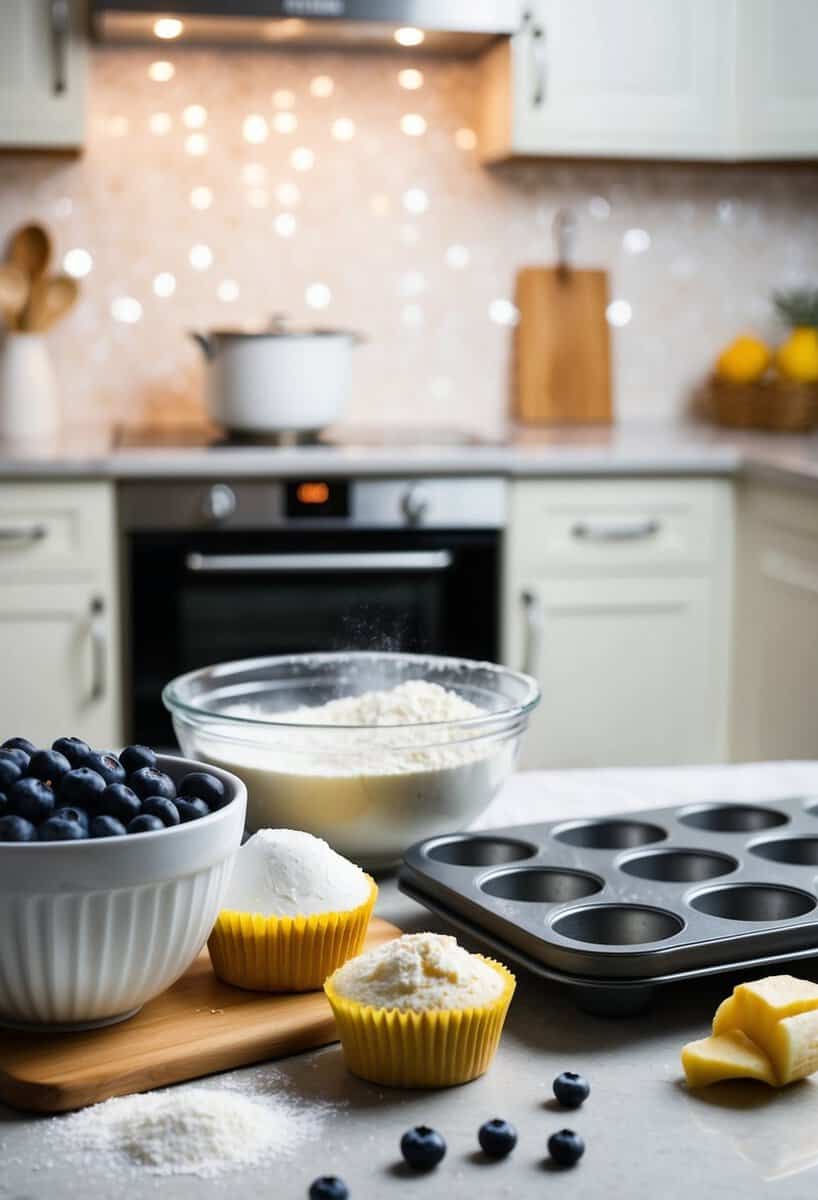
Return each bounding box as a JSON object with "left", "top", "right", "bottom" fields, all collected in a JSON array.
[{"left": 190, "top": 318, "right": 361, "bottom": 435}]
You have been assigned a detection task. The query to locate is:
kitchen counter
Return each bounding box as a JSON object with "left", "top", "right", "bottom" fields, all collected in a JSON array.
[
  {"left": 4, "top": 762, "right": 818, "bottom": 1199},
  {"left": 3, "top": 423, "right": 818, "bottom": 492}
]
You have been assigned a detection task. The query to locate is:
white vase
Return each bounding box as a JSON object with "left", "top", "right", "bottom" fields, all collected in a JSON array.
[{"left": 0, "top": 332, "right": 59, "bottom": 439}]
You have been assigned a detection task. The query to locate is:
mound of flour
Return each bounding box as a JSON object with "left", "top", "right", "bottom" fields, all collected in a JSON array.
[
  {"left": 223, "top": 828, "right": 371, "bottom": 917},
  {"left": 272, "top": 680, "right": 483, "bottom": 727}
]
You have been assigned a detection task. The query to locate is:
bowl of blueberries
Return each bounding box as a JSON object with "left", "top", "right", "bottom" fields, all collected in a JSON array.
[{"left": 0, "top": 736, "right": 246, "bottom": 1030}]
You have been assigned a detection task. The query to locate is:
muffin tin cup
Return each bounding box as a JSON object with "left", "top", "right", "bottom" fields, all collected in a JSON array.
[{"left": 400, "top": 797, "right": 818, "bottom": 985}]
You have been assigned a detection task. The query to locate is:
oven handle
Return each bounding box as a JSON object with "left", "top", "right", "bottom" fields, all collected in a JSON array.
[{"left": 185, "top": 550, "right": 454, "bottom": 574}]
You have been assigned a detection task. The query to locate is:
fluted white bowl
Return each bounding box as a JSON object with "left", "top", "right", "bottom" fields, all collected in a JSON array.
[{"left": 0, "top": 755, "right": 246, "bottom": 1030}]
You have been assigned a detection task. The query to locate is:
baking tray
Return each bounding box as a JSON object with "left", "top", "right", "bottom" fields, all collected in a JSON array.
[{"left": 400, "top": 797, "right": 818, "bottom": 999}]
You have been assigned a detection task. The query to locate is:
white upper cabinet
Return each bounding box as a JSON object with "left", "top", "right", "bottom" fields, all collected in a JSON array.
[
  {"left": 478, "top": 0, "right": 818, "bottom": 162},
  {"left": 0, "top": 0, "right": 87, "bottom": 150}
]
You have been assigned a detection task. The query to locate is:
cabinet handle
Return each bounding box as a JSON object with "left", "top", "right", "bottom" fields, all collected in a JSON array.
[
  {"left": 572, "top": 519, "right": 661, "bottom": 543},
  {"left": 50, "top": 0, "right": 70, "bottom": 95},
  {"left": 89, "top": 596, "right": 106, "bottom": 702},
  {"left": 521, "top": 589, "right": 545, "bottom": 678},
  {"left": 0, "top": 524, "right": 47, "bottom": 546},
  {"left": 530, "top": 24, "right": 546, "bottom": 107}
]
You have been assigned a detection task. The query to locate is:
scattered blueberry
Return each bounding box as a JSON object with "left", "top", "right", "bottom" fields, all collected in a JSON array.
[
  {"left": 60, "top": 767, "right": 107, "bottom": 810},
  {"left": 27, "top": 748, "right": 72, "bottom": 787},
  {"left": 141, "top": 796, "right": 180, "bottom": 827},
  {"left": 52, "top": 806, "right": 89, "bottom": 831},
  {"left": 553, "top": 1072, "right": 590, "bottom": 1109},
  {"left": 84, "top": 752, "right": 126, "bottom": 786},
  {"left": 9, "top": 778, "right": 55, "bottom": 824},
  {"left": 0, "top": 747, "right": 30, "bottom": 770},
  {"left": 175, "top": 796, "right": 209, "bottom": 823},
  {"left": 0, "top": 814, "right": 37, "bottom": 842},
  {"left": 127, "top": 813, "right": 165, "bottom": 835},
  {"left": 478, "top": 1118, "right": 518, "bottom": 1158},
  {"left": 39, "top": 816, "right": 85, "bottom": 841},
  {"left": 308, "top": 1178, "right": 349, "bottom": 1200},
  {"left": 90, "top": 814, "right": 127, "bottom": 838},
  {"left": 2, "top": 737, "right": 37, "bottom": 756},
  {"left": 0, "top": 754, "right": 22, "bottom": 792},
  {"left": 548, "top": 1129, "right": 585, "bottom": 1168},
  {"left": 179, "top": 771, "right": 225, "bottom": 810},
  {"left": 129, "top": 767, "right": 176, "bottom": 801},
  {"left": 52, "top": 736, "right": 91, "bottom": 768},
  {"left": 99, "top": 782, "right": 141, "bottom": 824},
  {"left": 119, "top": 744, "right": 157, "bottom": 774},
  {"left": 400, "top": 1126, "right": 447, "bottom": 1171}
]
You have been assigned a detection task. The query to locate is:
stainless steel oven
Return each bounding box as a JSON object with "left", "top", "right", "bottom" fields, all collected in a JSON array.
[{"left": 120, "top": 476, "right": 505, "bottom": 746}]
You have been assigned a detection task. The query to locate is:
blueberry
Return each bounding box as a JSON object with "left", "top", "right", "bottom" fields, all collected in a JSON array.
[
  {"left": 27, "top": 749, "right": 72, "bottom": 787},
  {"left": 478, "top": 1118, "right": 518, "bottom": 1158},
  {"left": 400, "top": 1126, "right": 446, "bottom": 1171},
  {"left": 119, "top": 744, "right": 157, "bottom": 774},
  {"left": 0, "top": 792, "right": 6, "bottom": 817},
  {"left": 179, "top": 771, "right": 226, "bottom": 810},
  {"left": 8, "top": 778, "right": 55, "bottom": 824},
  {"left": 548, "top": 1129, "right": 585, "bottom": 1168},
  {"left": 129, "top": 767, "right": 175, "bottom": 801},
  {"left": 175, "top": 796, "right": 209, "bottom": 823},
  {"left": 39, "top": 816, "right": 85, "bottom": 841},
  {"left": 0, "top": 754, "right": 22, "bottom": 792},
  {"left": 141, "top": 796, "right": 180, "bottom": 827},
  {"left": 0, "top": 814, "right": 37, "bottom": 842},
  {"left": 84, "top": 752, "right": 126, "bottom": 786},
  {"left": 52, "top": 736, "right": 91, "bottom": 768},
  {"left": 90, "top": 814, "right": 127, "bottom": 838},
  {"left": 553, "top": 1072, "right": 590, "bottom": 1109},
  {"left": 308, "top": 1178, "right": 349, "bottom": 1200},
  {"left": 53, "top": 806, "right": 89, "bottom": 831},
  {"left": 60, "top": 767, "right": 107, "bottom": 810},
  {"left": 126, "top": 813, "right": 165, "bottom": 835},
  {"left": 2, "top": 737, "right": 37, "bottom": 756},
  {"left": 99, "top": 783, "right": 141, "bottom": 824},
  {"left": 0, "top": 747, "right": 30, "bottom": 770}
]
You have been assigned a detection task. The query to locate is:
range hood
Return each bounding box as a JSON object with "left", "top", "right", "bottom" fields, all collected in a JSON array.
[{"left": 92, "top": 1, "right": 523, "bottom": 56}]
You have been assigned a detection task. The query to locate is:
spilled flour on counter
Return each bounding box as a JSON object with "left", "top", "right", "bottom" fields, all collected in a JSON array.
[{"left": 50, "top": 1068, "right": 339, "bottom": 1178}]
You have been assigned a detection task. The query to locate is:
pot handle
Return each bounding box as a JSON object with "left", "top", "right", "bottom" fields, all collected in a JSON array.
[{"left": 189, "top": 331, "right": 214, "bottom": 359}]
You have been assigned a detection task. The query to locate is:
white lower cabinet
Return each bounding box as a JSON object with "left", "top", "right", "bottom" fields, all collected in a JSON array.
[
  {"left": 504, "top": 479, "right": 733, "bottom": 769},
  {"left": 731, "top": 482, "right": 818, "bottom": 760},
  {"left": 0, "top": 482, "right": 121, "bottom": 748}
]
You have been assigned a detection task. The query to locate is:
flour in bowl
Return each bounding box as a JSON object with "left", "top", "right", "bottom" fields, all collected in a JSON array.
[{"left": 271, "top": 680, "right": 484, "bottom": 727}]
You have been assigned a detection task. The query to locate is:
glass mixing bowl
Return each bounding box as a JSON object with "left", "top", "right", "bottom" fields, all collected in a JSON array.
[{"left": 163, "top": 652, "right": 540, "bottom": 868}]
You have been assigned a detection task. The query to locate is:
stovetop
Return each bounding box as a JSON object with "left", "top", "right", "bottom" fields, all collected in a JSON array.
[{"left": 114, "top": 424, "right": 497, "bottom": 451}]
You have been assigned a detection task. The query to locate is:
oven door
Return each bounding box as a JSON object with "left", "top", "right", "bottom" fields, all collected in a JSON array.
[{"left": 127, "top": 528, "right": 498, "bottom": 745}]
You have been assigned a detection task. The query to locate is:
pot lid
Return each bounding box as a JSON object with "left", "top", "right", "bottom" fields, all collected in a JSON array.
[{"left": 204, "top": 315, "right": 359, "bottom": 340}]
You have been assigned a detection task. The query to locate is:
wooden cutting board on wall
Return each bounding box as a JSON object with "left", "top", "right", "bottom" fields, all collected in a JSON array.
[{"left": 513, "top": 210, "right": 613, "bottom": 426}]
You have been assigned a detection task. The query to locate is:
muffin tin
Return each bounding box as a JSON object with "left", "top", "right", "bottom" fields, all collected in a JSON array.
[{"left": 399, "top": 796, "right": 818, "bottom": 1014}]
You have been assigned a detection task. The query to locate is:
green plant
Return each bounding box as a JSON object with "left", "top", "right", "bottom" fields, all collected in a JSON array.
[{"left": 773, "top": 287, "right": 818, "bottom": 329}]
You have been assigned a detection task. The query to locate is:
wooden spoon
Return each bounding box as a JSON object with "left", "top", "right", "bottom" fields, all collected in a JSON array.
[
  {"left": 24, "top": 274, "right": 79, "bottom": 332},
  {"left": 0, "top": 263, "right": 28, "bottom": 330},
  {"left": 7, "top": 223, "right": 52, "bottom": 286}
]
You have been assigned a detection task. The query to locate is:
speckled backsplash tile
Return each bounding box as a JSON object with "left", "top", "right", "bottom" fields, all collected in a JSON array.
[{"left": 1, "top": 48, "right": 818, "bottom": 434}]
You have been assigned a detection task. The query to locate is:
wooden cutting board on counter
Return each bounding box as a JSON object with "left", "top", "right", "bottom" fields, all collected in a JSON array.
[
  {"left": 0, "top": 918, "right": 401, "bottom": 1114},
  {"left": 513, "top": 209, "right": 612, "bottom": 426}
]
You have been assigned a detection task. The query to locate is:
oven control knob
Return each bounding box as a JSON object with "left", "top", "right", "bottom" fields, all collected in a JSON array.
[
  {"left": 202, "top": 483, "right": 236, "bottom": 524},
  {"left": 402, "top": 485, "right": 429, "bottom": 526}
]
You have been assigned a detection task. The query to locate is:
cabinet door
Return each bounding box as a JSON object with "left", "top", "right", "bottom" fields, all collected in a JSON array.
[
  {"left": 735, "top": 0, "right": 818, "bottom": 159},
  {"left": 511, "top": 576, "right": 724, "bottom": 768},
  {"left": 0, "top": 0, "right": 87, "bottom": 149},
  {"left": 502, "top": 0, "right": 734, "bottom": 160},
  {"left": 0, "top": 583, "right": 118, "bottom": 748}
]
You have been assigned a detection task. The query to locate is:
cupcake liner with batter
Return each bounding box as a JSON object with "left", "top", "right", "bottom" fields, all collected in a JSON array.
[{"left": 208, "top": 878, "right": 377, "bottom": 993}]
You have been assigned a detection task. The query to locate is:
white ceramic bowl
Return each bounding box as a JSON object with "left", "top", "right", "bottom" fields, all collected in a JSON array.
[
  {"left": 164, "top": 652, "right": 540, "bottom": 869},
  {"left": 0, "top": 755, "right": 246, "bottom": 1030}
]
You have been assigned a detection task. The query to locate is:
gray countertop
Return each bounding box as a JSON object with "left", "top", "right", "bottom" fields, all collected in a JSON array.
[
  {"left": 5, "top": 763, "right": 818, "bottom": 1199},
  {"left": 3, "top": 423, "right": 818, "bottom": 491}
]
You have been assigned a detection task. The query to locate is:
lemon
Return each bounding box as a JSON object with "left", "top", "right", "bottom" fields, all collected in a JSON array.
[
  {"left": 715, "top": 335, "right": 771, "bottom": 384},
  {"left": 776, "top": 327, "right": 818, "bottom": 383}
]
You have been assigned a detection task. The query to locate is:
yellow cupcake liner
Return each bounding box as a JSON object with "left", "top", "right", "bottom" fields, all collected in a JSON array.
[
  {"left": 324, "top": 958, "right": 515, "bottom": 1088},
  {"left": 208, "top": 878, "right": 377, "bottom": 993}
]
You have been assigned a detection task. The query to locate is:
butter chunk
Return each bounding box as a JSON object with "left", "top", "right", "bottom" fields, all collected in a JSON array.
[
  {"left": 769, "top": 1009, "right": 818, "bottom": 1084},
  {"left": 712, "top": 976, "right": 818, "bottom": 1055},
  {"left": 682, "top": 1030, "right": 776, "bottom": 1088}
]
